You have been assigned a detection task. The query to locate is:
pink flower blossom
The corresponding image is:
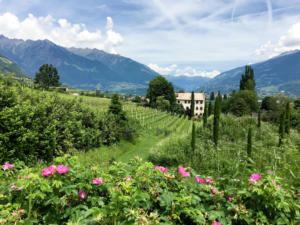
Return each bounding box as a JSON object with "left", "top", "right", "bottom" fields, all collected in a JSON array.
[
  {"left": 78, "top": 189, "right": 86, "bottom": 199},
  {"left": 18, "top": 209, "right": 24, "bottom": 214},
  {"left": 26, "top": 175, "right": 30, "bottom": 179},
  {"left": 123, "top": 177, "right": 132, "bottom": 182},
  {"left": 41, "top": 165, "right": 56, "bottom": 177},
  {"left": 272, "top": 179, "right": 276, "bottom": 184},
  {"left": 93, "top": 177, "right": 103, "bottom": 185},
  {"left": 18, "top": 187, "right": 23, "bottom": 191},
  {"left": 213, "top": 221, "right": 221, "bottom": 225},
  {"left": 206, "top": 178, "right": 214, "bottom": 184},
  {"left": 248, "top": 174, "right": 261, "bottom": 184},
  {"left": 11, "top": 185, "right": 16, "bottom": 189},
  {"left": 178, "top": 166, "right": 190, "bottom": 177},
  {"left": 227, "top": 196, "right": 233, "bottom": 201},
  {"left": 2, "top": 162, "right": 15, "bottom": 171},
  {"left": 155, "top": 166, "right": 168, "bottom": 173},
  {"left": 12, "top": 212, "right": 18, "bottom": 217},
  {"left": 195, "top": 176, "right": 206, "bottom": 184},
  {"left": 212, "top": 189, "right": 217, "bottom": 194},
  {"left": 56, "top": 165, "right": 69, "bottom": 174}
]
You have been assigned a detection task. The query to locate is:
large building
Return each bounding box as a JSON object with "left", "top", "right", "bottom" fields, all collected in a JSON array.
[{"left": 176, "top": 92, "right": 205, "bottom": 116}]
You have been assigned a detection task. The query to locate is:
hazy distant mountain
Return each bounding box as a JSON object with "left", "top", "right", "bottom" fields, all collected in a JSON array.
[
  {"left": 197, "top": 50, "right": 300, "bottom": 96},
  {"left": 0, "top": 35, "right": 158, "bottom": 94},
  {"left": 164, "top": 75, "right": 210, "bottom": 92},
  {"left": 0, "top": 53, "right": 28, "bottom": 77}
]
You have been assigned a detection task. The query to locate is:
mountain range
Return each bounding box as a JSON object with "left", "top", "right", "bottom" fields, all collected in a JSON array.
[
  {"left": 0, "top": 35, "right": 159, "bottom": 94},
  {"left": 196, "top": 50, "right": 300, "bottom": 96},
  {"left": 0, "top": 35, "right": 299, "bottom": 96},
  {"left": 0, "top": 53, "right": 28, "bottom": 78}
]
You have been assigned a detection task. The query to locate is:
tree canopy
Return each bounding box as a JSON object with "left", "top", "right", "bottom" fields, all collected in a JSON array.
[
  {"left": 146, "top": 76, "right": 176, "bottom": 109},
  {"left": 34, "top": 64, "right": 60, "bottom": 89}
]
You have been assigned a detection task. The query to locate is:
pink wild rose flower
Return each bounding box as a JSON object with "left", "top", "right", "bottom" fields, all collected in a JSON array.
[
  {"left": 78, "top": 189, "right": 86, "bottom": 199},
  {"left": 11, "top": 185, "right": 16, "bottom": 189},
  {"left": 178, "top": 166, "right": 190, "bottom": 177},
  {"left": 212, "top": 189, "right": 217, "bottom": 194},
  {"left": 123, "top": 177, "right": 132, "bottom": 182},
  {"left": 56, "top": 165, "right": 69, "bottom": 174},
  {"left": 248, "top": 173, "right": 261, "bottom": 184},
  {"left": 42, "top": 165, "right": 56, "bottom": 177},
  {"left": 2, "top": 162, "right": 15, "bottom": 171},
  {"left": 206, "top": 178, "right": 214, "bottom": 184},
  {"left": 154, "top": 166, "right": 168, "bottom": 173},
  {"left": 227, "top": 196, "right": 233, "bottom": 201},
  {"left": 195, "top": 176, "right": 206, "bottom": 184},
  {"left": 213, "top": 222, "right": 221, "bottom": 225},
  {"left": 93, "top": 177, "right": 103, "bottom": 185}
]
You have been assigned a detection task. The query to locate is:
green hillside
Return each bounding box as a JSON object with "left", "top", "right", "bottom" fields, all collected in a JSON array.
[{"left": 0, "top": 53, "right": 28, "bottom": 77}]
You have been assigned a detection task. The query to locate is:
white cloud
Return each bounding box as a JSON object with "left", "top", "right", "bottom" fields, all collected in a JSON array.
[
  {"left": 148, "top": 63, "right": 177, "bottom": 75},
  {"left": 0, "top": 12, "right": 123, "bottom": 53},
  {"left": 174, "top": 67, "right": 220, "bottom": 78},
  {"left": 148, "top": 63, "right": 220, "bottom": 78},
  {"left": 255, "top": 22, "right": 300, "bottom": 58}
]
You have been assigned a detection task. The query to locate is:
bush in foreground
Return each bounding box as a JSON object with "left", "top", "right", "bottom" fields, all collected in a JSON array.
[{"left": 0, "top": 155, "right": 299, "bottom": 224}]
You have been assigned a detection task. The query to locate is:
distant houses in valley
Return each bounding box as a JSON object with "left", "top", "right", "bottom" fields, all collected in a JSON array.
[{"left": 176, "top": 92, "right": 205, "bottom": 116}]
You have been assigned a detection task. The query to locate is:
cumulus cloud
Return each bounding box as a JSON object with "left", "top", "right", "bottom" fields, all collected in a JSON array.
[
  {"left": 0, "top": 12, "right": 123, "bottom": 53},
  {"left": 148, "top": 63, "right": 220, "bottom": 78},
  {"left": 148, "top": 63, "right": 177, "bottom": 75},
  {"left": 256, "top": 22, "right": 300, "bottom": 58},
  {"left": 174, "top": 66, "right": 220, "bottom": 78}
]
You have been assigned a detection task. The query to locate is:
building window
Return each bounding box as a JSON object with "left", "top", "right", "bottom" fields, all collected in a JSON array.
[
  {"left": 185, "top": 100, "right": 187, "bottom": 103},
  {"left": 196, "top": 107, "right": 199, "bottom": 110},
  {"left": 200, "top": 113, "right": 203, "bottom": 116},
  {"left": 200, "top": 107, "right": 203, "bottom": 110},
  {"left": 200, "top": 100, "right": 203, "bottom": 104},
  {"left": 196, "top": 113, "right": 198, "bottom": 115},
  {"left": 188, "top": 100, "right": 191, "bottom": 103},
  {"left": 196, "top": 100, "right": 199, "bottom": 104},
  {"left": 177, "top": 100, "right": 180, "bottom": 103}
]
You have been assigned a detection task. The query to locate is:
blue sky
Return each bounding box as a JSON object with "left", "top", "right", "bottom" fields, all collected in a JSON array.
[{"left": 0, "top": 0, "right": 300, "bottom": 77}]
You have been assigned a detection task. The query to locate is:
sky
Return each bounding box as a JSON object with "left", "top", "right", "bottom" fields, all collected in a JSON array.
[{"left": 0, "top": 0, "right": 300, "bottom": 78}]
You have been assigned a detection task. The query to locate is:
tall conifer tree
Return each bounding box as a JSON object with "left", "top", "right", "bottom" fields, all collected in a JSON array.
[
  {"left": 247, "top": 127, "right": 252, "bottom": 157},
  {"left": 191, "top": 122, "right": 196, "bottom": 154},
  {"left": 285, "top": 102, "right": 291, "bottom": 134},
  {"left": 191, "top": 91, "right": 195, "bottom": 118},
  {"left": 208, "top": 101, "right": 212, "bottom": 116},
  {"left": 279, "top": 110, "right": 285, "bottom": 147},
  {"left": 213, "top": 95, "right": 221, "bottom": 145},
  {"left": 203, "top": 101, "right": 208, "bottom": 127}
]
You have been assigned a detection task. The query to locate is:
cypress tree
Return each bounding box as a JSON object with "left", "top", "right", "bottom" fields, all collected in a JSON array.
[
  {"left": 247, "top": 127, "right": 252, "bottom": 157},
  {"left": 279, "top": 110, "right": 285, "bottom": 147},
  {"left": 213, "top": 96, "right": 221, "bottom": 146},
  {"left": 208, "top": 101, "right": 212, "bottom": 116},
  {"left": 191, "top": 122, "right": 196, "bottom": 154},
  {"left": 257, "top": 109, "right": 261, "bottom": 128},
  {"left": 203, "top": 101, "right": 208, "bottom": 128},
  {"left": 210, "top": 92, "right": 215, "bottom": 101},
  {"left": 191, "top": 91, "right": 195, "bottom": 118},
  {"left": 285, "top": 102, "right": 291, "bottom": 134}
]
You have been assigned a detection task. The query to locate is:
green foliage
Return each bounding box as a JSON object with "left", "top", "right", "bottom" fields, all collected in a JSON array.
[
  {"left": 146, "top": 76, "right": 176, "bottom": 108},
  {"left": 34, "top": 64, "right": 60, "bottom": 90},
  {"left": 1, "top": 155, "right": 299, "bottom": 224},
  {"left": 0, "top": 82, "right": 136, "bottom": 164},
  {"left": 156, "top": 96, "right": 171, "bottom": 111},
  {"left": 239, "top": 65, "right": 256, "bottom": 91},
  {"left": 229, "top": 90, "right": 258, "bottom": 116}
]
